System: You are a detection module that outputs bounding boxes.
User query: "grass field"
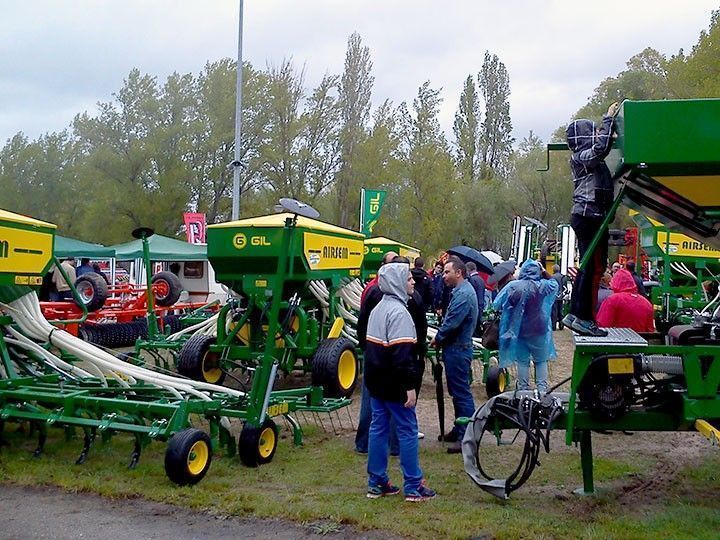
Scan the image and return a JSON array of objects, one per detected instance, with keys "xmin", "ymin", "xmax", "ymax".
[{"xmin": 1, "ymin": 332, "xmax": 719, "ymax": 539}]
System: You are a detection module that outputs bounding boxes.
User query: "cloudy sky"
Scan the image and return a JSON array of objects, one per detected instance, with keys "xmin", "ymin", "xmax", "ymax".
[{"xmin": 1, "ymin": 0, "xmax": 717, "ymax": 146}]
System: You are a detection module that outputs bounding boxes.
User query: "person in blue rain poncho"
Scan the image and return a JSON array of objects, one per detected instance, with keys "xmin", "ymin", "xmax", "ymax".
[{"xmin": 492, "ymin": 259, "xmax": 558, "ymax": 392}]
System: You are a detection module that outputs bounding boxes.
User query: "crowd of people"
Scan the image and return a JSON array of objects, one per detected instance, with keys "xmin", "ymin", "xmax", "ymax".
[{"xmin": 356, "ymin": 100, "xmax": 675, "ymax": 503}]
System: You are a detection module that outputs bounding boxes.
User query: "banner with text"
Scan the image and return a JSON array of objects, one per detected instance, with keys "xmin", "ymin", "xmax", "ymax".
[
  {"xmin": 359, "ymin": 188, "xmax": 386, "ymax": 236},
  {"xmin": 183, "ymin": 212, "xmax": 207, "ymax": 244}
]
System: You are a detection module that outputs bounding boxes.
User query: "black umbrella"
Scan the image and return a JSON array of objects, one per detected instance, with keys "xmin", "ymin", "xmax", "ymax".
[
  {"xmin": 487, "ymin": 260, "xmax": 517, "ymax": 286},
  {"xmin": 446, "ymin": 245, "xmax": 494, "ymax": 274}
]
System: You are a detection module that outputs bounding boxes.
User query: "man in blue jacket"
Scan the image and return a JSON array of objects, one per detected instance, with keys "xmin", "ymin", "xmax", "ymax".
[
  {"xmin": 562, "ymin": 101, "xmax": 620, "ymax": 337},
  {"xmin": 430, "ymin": 257, "xmax": 478, "ymax": 454}
]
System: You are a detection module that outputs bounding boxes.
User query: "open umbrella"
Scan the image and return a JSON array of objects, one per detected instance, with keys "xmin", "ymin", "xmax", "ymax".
[
  {"xmin": 487, "ymin": 260, "xmax": 517, "ymax": 286},
  {"xmin": 446, "ymin": 245, "xmax": 494, "ymax": 274}
]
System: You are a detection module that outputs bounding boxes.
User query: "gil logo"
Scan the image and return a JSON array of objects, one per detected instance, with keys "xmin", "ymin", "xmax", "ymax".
[{"xmin": 233, "ymin": 233, "xmax": 247, "ymax": 249}]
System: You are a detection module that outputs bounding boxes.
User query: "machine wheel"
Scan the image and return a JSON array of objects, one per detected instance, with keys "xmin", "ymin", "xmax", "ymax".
[
  {"xmin": 485, "ymin": 365, "xmax": 508, "ymax": 398},
  {"xmin": 311, "ymin": 337, "xmax": 358, "ymax": 398},
  {"xmin": 151, "ymin": 271, "xmax": 182, "ymax": 307},
  {"xmin": 74, "ymin": 272, "xmax": 108, "ymax": 312},
  {"xmin": 238, "ymin": 419, "xmax": 278, "ymax": 467},
  {"xmin": 164, "ymin": 428, "xmax": 212, "ymax": 486},
  {"xmin": 177, "ymin": 335, "xmax": 225, "ymax": 384}
]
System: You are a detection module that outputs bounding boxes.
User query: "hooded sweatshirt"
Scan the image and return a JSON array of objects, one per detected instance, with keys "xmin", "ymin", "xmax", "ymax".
[
  {"xmin": 596, "ymin": 269, "xmax": 655, "ymax": 332},
  {"xmin": 566, "ymin": 115, "xmax": 616, "ymax": 218},
  {"xmin": 492, "ymin": 259, "xmax": 558, "ymax": 367},
  {"xmin": 364, "ymin": 263, "xmax": 418, "ymax": 402}
]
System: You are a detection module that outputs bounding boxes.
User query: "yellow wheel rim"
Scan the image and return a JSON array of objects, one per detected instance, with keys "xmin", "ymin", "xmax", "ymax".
[
  {"xmin": 201, "ymin": 351, "xmax": 222, "ymax": 384},
  {"xmin": 498, "ymin": 371, "xmax": 506, "ymax": 392},
  {"xmin": 258, "ymin": 427, "xmax": 276, "ymax": 459},
  {"xmin": 187, "ymin": 440, "xmax": 209, "ymax": 475},
  {"xmin": 337, "ymin": 350, "xmax": 357, "ymax": 390}
]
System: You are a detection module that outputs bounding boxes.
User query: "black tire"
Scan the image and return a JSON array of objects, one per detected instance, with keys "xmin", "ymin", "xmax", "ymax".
[
  {"xmin": 164, "ymin": 428, "xmax": 212, "ymax": 486},
  {"xmin": 485, "ymin": 365, "xmax": 508, "ymax": 398},
  {"xmin": 151, "ymin": 271, "xmax": 182, "ymax": 307},
  {"xmin": 177, "ymin": 335, "xmax": 225, "ymax": 384},
  {"xmin": 238, "ymin": 418, "xmax": 278, "ymax": 468},
  {"xmin": 163, "ymin": 314, "xmax": 183, "ymax": 335},
  {"xmin": 74, "ymin": 272, "xmax": 109, "ymax": 312},
  {"xmin": 311, "ymin": 337, "xmax": 358, "ymax": 398}
]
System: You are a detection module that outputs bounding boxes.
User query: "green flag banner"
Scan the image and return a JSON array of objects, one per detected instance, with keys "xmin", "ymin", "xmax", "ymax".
[{"xmin": 360, "ymin": 188, "xmax": 386, "ymax": 236}]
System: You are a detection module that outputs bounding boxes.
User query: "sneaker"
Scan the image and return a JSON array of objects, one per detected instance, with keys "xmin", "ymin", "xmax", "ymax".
[
  {"xmin": 561, "ymin": 313, "xmax": 576, "ymax": 329},
  {"xmin": 354, "ymin": 447, "xmax": 368, "ymax": 455},
  {"xmin": 569, "ymin": 317, "xmax": 608, "ymax": 337},
  {"xmin": 405, "ymin": 482, "xmax": 437, "ymax": 502},
  {"xmin": 417, "ymin": 431, "xmax": 425, "ymax": 440},
  {"xmin": 367, "ymin": 481, "xmax": 400, "ymax": 499}
]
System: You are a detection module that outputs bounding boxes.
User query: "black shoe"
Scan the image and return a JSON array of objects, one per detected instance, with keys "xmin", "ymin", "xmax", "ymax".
[
  {"xmin": 440, "ymin": 431, "xmax": 458, "ymax": 443},
  {"xmin": 446, "ymin": 441, "xmax": 462, "ymax": 454},
  {"xmin": 569, "ymin": 317, "xmax": 608, "ymax": 337}
]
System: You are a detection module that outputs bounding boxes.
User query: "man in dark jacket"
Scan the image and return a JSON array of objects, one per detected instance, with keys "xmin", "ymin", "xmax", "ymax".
[
  {"xmin": 625, "ymin": 260, "xmax": 647, "ymax": 297},
  {"xmin": 562, "ymin": 101, "xmax": 620, "ymax": 337},
  {"xmin": 410, "ymin": 256, "xmax": 434, "ymax": 312},
  {"xmin": 365, "ymin": 262, "xmax": 436, "ymax": 502},
  {"xmin": 550, "ymin": 264, "xmax": 568, "ymax": 330},
  {"xmin": 466, "ymin": 261, "xmax": 486, "ymax": 336}
]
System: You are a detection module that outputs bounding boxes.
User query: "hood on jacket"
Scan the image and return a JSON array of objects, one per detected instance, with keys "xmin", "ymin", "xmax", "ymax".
[
  {"xmin": 378, "ymin": 262, "xmax": 410, "ymax": 303},
  {"xmin": 610, "ymin": 269, "xmax": 637, "ymax": 293},
  {"xmin": 566, "ymin": 119, "xmax": 596, "ymax": 152},
  {"xmin": 518, "ymin": 259, "xmax": 543, "ymax": 281}
]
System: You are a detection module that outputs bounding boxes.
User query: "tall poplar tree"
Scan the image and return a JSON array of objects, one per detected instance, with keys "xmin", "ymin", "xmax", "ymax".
[{"xmin": 478, "ymin": 51, "xmax": 514, "ymax": 180}]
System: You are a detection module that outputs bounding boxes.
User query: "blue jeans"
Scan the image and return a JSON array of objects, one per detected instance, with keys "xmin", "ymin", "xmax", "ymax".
[
  {"xmin": 517, "ymin": 361, "xmax": 549, "ymax": 393},
  {"xmin": 367, "ymin": 397, "xmax": 423, "ymax": 494},
  {"xmin": 355, "ymin": 376, "xmax": 398, "ymax": 454},
  {"xmin": 444, "ymin": 346, "xmax": 476, "ymax": 438}
]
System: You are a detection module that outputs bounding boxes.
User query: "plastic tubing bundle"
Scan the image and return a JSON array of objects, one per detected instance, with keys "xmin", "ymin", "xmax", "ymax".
[{"xmin": 1, "ymin": 292, "xmax": 243, "ymax": 400}]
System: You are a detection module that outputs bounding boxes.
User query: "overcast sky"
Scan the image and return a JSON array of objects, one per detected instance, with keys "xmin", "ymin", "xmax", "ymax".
[{"xmin": 1, "ymin": 0, "xmax": 717, "ymax": 147}]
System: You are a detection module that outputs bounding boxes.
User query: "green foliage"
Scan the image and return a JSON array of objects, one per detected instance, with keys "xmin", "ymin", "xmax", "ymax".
[
  {"xmin": 1, "ymin": 10, "xmax": 719, "ymax": 253},
  {"xmin": 478, "ymin": 51, "xmax": 514, "ymax": 180}
]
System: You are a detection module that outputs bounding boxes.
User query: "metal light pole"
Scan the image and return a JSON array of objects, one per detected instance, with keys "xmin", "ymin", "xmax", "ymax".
[{"xmin": 231, "ymin": 0, "xmax": 244, "ymax": 220}]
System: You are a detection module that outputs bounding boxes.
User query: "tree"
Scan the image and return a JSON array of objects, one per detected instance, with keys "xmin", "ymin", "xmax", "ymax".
[
  {"xmin": 478, "ymin": 51, "xmax": 514, "ymax": 180},
  {"xmin": 335, "ymin": 33, "xmax": 374, "ymax": 228},
  {"xmin": 453, "ymin": 75, "xmax": 481, "ymax": 183},
  {"xmin": 395, "ymin": 82, "xmax": 457, "ymax": 254}
]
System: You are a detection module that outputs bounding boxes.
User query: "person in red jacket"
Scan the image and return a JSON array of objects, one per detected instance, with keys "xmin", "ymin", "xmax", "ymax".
[{"xmin": 596, "ymin": 269, "xmax": 655, "ymax": 332}]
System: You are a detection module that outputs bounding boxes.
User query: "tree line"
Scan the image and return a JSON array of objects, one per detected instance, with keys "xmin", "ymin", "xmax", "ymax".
[{"xmin": 1, "ymin": 9, "xmax": 718, "ymax": 258}]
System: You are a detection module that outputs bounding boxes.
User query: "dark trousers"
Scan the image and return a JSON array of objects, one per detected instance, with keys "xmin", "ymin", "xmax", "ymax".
[
  {"xmin": 551, "ymin": 299, "xmax": 563, "ymax": 329},
  {"xmin": 569, "ymin": 214, "xmax": 608, "ymax": 321}
]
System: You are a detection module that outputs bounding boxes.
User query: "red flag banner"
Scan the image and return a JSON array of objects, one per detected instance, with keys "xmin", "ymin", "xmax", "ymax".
[{"xmin": 183, "ymin": 213, "xmax": 206, "ymax": 244}]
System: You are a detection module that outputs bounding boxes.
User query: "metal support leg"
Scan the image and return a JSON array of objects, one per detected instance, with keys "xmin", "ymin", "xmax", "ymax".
[
  {"xmin": 284, "ymin": 414, "xmax": 303, "ymax": 446},
  {"xmin": 574, "ymin": 430, "xmax": 595, "ymax": 495}
]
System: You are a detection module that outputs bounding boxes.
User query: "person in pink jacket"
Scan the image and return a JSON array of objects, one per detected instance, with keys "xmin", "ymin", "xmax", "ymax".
[{"xmin": 596, "ymin": 269, "xmax": 655, "ymax": 332}]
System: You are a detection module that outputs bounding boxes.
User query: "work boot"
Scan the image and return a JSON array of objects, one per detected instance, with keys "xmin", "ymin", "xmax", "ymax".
[{"xmin": 569, "ymin": 317, "xmax": 608, "ymax": 337}]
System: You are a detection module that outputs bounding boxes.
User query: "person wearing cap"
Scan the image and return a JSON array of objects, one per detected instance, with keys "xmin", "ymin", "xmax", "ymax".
[
  {"xmin": 429, "ymin": 257, "xmax": 478, "ymax": 454},
  {"xmin": 493, "ymin": 259, "xmax": 558, "ymax": 392}
]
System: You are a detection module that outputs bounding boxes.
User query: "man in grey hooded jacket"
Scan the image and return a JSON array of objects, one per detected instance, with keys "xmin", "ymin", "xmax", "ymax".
[{"xmin": 365, "ymin": 262, "xmax": 436, "ymax": 502}]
